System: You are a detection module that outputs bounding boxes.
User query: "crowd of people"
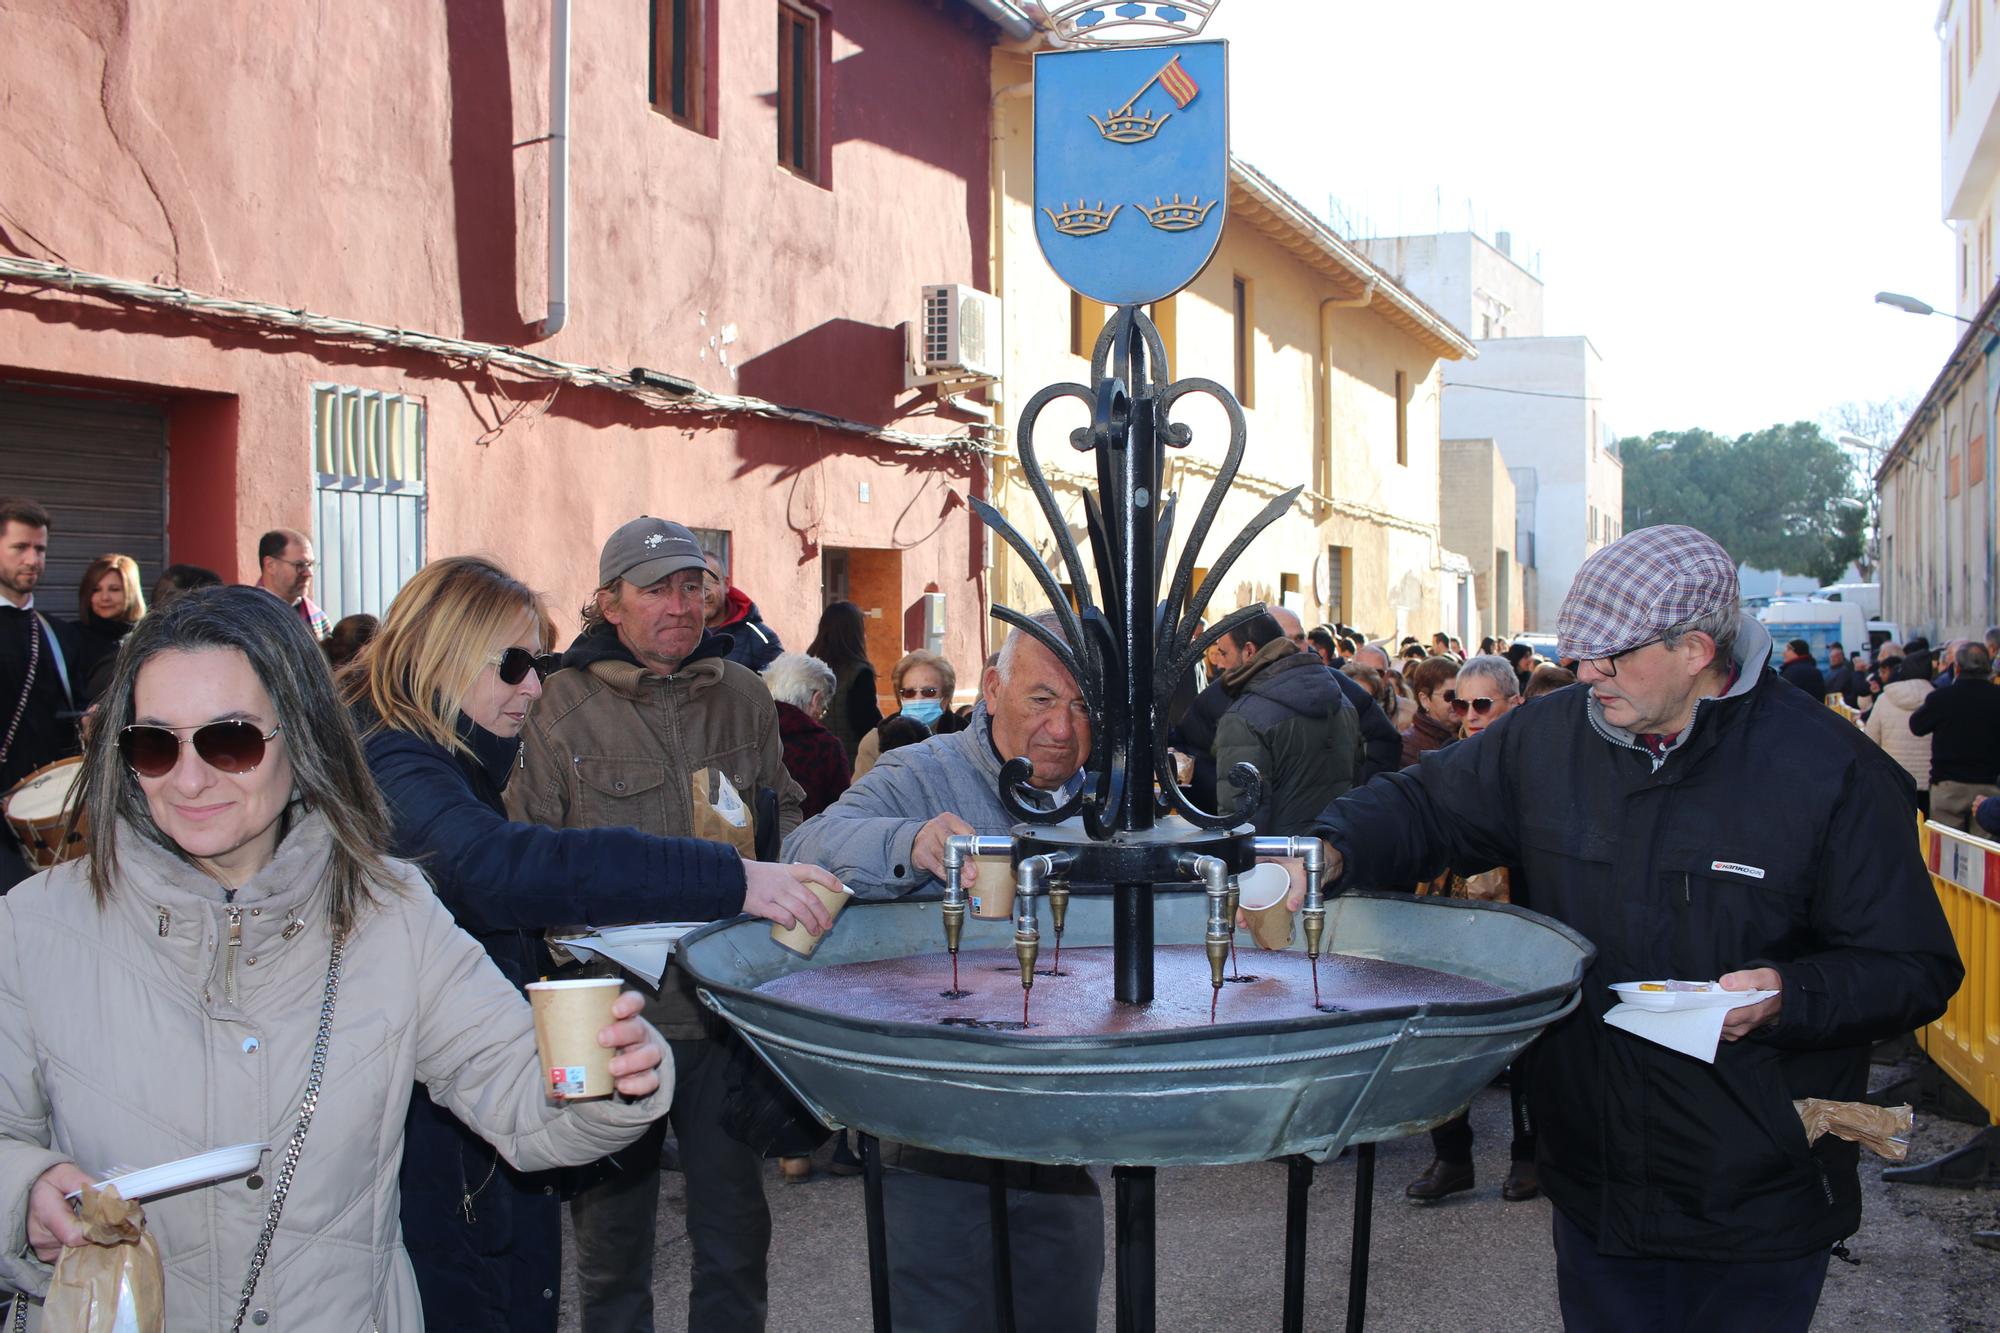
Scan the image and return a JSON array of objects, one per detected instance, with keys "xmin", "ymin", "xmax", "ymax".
[{"xmin": 0, "ymin": 492, "xmax": 1970, "ymax": 1332}]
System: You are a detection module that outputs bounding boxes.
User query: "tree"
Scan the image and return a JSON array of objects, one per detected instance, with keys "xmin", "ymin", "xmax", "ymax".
[
  {"xmin": 1822, "ymin": 393, "xmax": 1918, "ymax": 581},
  {"xmin": 1619, "ymin": 422, "xmax": 1865, "ymax": 584}
]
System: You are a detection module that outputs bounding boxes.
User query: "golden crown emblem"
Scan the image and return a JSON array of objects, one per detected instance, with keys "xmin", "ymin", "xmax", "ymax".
[
  {"xmin": 1088, "ymin": 106, "xmax": 1170, "ymax": 144},
  {"xmin": 1042, "ymin": 200, "xmax": 1124, "ymax": 237},
  {"xmin": 1137, "ymin": 194, "xmax": 1216, "ymax": 232},
  {"xmin": 1047, "ymin": 1, "xmax": 1217, "ymax": 47}
]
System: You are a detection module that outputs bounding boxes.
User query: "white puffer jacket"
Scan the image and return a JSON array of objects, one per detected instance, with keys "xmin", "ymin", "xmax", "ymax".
[
  {"xmin": 0, "ymin": 814, "xmax": 669, "ymax": 1331},
  {"xmin": 1865, "ymin": 677, "xmax": 1935, "ymax": 791}
]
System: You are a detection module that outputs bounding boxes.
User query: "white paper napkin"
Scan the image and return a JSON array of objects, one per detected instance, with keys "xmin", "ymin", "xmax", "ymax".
[
  {"xmin": 553, "ymin": 923, "xmax": 703, "ymax": 987},
  {"xmin": 1604, "ymin": 988, "xmax": 1778, "ymax": 1063}
]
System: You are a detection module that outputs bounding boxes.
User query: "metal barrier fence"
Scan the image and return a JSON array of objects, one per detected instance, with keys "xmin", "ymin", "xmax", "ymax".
[
  {"xmin": 1824, "ymin": 695, "xmax": 1862, "ymax": 726},
  {"xmin": 1917, "ymin": 820, "xmax": 2000, "ymax": 1126}
]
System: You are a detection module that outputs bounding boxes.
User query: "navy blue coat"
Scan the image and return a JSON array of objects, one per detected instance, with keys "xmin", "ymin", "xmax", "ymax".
[{"xmin": 364, "ymin": 711, "xmax": 745, "ymax": 1331}]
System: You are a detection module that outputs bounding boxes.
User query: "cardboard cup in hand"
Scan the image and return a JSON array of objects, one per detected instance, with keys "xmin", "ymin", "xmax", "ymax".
[
  {"xmin": 1238, "ymin": 861, "xmax": 1296, "ymax": 950},
  {"xmin": 967, "ymin": 856, "xmax": 1017, "ymax": 921},
  {"xmin": 527, "ymin": 978, "xmax": 623, "ymax": 1100},
  {"xmin": 771, "ymin": 879, "xmax": 854, "ymax": 957}
]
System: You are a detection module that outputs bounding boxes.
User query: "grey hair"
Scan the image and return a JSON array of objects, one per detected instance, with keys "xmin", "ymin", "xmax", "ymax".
[
  {"xmin": 1956, "ymin": 641, "xmax": 1993, "ymax": 678},
  {"xmin": 762, "ymin": 651, "xmax": 836, "ymax": 709},
  {"xmin": 78, "ymin": 586, "xmax": 398, "ymax": 932},
  {"xmin": 995, "ymin": 610, "xmax": 1073, "ymax": 682},
  {"xmin": 1456, "ymin": 654, "xmax": 1521, "ymax": 699},
  {"xmin": 1661, "ymin": 604, "xmax": 1740, "ymax": 664}
]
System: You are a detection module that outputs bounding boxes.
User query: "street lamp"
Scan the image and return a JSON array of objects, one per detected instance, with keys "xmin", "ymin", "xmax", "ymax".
[{"xmin": 1875, "ymin": 290, "xmax": 2000, "ymax": 339}]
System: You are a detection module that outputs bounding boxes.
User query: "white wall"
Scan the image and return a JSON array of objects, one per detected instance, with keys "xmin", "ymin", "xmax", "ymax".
[{"xmin": 1356, "ymin": 232, "xmax": 1545, "ymax": 340}]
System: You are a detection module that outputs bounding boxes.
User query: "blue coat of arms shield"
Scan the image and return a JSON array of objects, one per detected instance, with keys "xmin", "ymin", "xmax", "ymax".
[{"xmin": 1033, "ymin": 40, "xmax": 1228, "ymax": 308}]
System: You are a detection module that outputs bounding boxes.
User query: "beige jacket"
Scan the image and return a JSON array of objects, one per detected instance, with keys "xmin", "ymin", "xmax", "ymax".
[
  {"xmin": 0, "ymin": 815, "xmax": 668, "ymax": 1331},
  {"xmin": 1865, "ymin": 677, "xmax": 1934, "ymax": 791},
  {"xmin": 508, "ymin": 634, "xmax": 802, "ymax": 1037}
]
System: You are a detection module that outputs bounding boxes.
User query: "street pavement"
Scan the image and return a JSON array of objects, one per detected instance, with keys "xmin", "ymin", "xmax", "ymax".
[{"xmin": 559, "ymin": 1071, "xmax": 1999, "ymax": 1331}]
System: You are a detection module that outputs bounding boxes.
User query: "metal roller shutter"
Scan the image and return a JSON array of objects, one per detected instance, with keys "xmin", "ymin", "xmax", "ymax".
[{"xmin": 0, "ymin": 389, "xmax": 168, "ymax": 614}]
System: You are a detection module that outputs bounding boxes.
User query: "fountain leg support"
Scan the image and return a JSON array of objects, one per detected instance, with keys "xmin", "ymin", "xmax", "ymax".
[
  {"xmin": 1282, "ymin": 1155, "xmax": 1313, "ymax": 1333},
  {"xmin": 1346, "ymin": 1142, "xmax": 1376, "ymax": 1333},
  {"xmin": 1114, "ymin": 1165, "xmax": 1156, "ymax": 1333},
  {"xmin": 988, "ymin": 1162, "xmax": 1016, "ymax": 1333},
  {"xmin": 861, "ymin": 1134, "xmax": 891, "ymax": 1333},
  {"xmin": 1113, "ymin": 882, "xmax": 1154, "ymax": 1004}
]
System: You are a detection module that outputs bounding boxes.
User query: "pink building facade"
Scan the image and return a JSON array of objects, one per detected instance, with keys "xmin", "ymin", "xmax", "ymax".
[{"xmin": 0, "ymin": 0, "xmax": 1018, "ymax": 690}]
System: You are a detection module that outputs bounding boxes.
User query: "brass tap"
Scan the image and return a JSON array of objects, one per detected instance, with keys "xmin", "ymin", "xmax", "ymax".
[
  {"xmin": 1013, "ymin": 855, "xmax": 1049, "ymax": 991},
  {"xmin": 942, "ymin": 897, "xmax": 965, "ymax": 958},
  {"xmin": 1048, "ymin": 882, "xmax": 1072, "ymax": 940},
  {"xmin": 1302, "ymin": 907, "xmax": 1325, "ymax": 962}
]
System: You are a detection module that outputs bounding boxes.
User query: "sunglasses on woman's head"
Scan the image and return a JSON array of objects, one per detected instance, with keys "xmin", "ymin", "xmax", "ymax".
[
  {"xmin": 1450, "ymin": 696, "xmax": 1500, "ymax": 716},
  {"xmin": 119, "ymin": 720, "xmax": 282, "ymax": 778},
  {"xmin": 492, "ymin": 647, "xmax": 560, "ymax": 686},
  {"xmin": 898, "ymin": 685, "xmax": 942, "ymax": 700}
]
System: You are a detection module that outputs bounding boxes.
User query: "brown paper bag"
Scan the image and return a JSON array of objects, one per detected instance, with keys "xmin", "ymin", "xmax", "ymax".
[
  {"xmin": 689, "ymin": 768, "xmax": 756, "ymax": 857},
  {"xmin": 1794, "ymin": 1098, "xmax": 1913, "ymax": 1161},
  {"xmin": 44, "ymin": 1185, "xmax": 165, "ymax": 1332}
]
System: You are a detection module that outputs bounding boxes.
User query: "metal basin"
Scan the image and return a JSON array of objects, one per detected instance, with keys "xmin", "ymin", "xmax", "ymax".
[{"xmin": 682, "ymin": 890, "xmax": 1594, "ymax": 1167}]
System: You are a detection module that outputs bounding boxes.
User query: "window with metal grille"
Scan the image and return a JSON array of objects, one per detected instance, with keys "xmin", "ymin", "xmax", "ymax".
[
  {"xmin": 311, "ymin": 385, "xmax": 426, "ymax": 624},
  {"xmin": 777, "ymin": 1, "xmax": 821, "ymax": 182}
]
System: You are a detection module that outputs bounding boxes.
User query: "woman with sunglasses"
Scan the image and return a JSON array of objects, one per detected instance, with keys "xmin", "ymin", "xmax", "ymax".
[
  {"xmin": 847, "ymin": 648, "xmax": 964, "ymax": 781},
  {"xmin": 1406, "ymin": 654, "xmax": 1535, "ymax": 1207},
  {"xmin": 345, "ymin": 556, "xmax": 835, "ymax": 1332},
  {"xmin": 0, "ymin": 586, "xmax": 668, "ymax": 1329},
  {"xmin": 1398, "ymin": 654, "xmax": 1463, "ymax": 767}
]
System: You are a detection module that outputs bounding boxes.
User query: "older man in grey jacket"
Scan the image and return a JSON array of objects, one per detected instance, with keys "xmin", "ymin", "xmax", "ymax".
[{"xmin": 782, "ymin": 620, "xmax": 1102, "ymax": 1333}]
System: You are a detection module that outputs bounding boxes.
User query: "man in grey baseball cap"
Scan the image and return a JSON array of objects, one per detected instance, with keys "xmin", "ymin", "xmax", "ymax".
[
  {"xmin": 1296, "ymin": 524, "xmax": 1960, "ymax": 1329},
  {"xmin": 509, "ymin": 513, "xmax": 830, "ymax": 1329}
]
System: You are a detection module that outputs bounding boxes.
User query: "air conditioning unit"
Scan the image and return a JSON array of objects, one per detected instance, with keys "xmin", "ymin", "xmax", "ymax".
[{"xmin": 919, "ymin": 283, "xmax": 1001, "ymax": 382}]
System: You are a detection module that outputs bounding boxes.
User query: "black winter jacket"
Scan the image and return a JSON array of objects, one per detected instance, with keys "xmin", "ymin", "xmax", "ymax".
[
  {"xmin": 1331, "ymin": 667, "xmax": 1401, "ymax": 782},
  {"xmin": 1315, "ymin": 620, "xmax": 1961, "ymax": 1262},
  {"xmin": 364, "ymin": 709, "xmax": 744, "ymax": 1331},
  {"xmin": 1215, "ymin": 640, "xmax": 1358, "ymax": 833},
  {"xmin": 1907, "ymin": 675, "xmax": 2000, "ymax": 785},
  {"xmin": 1779, "ymin": 656, "xmax": 1827, "ymax": 700},
  {"xmin": 1169, "ymin": 679, "xmax": 1231, "ymax": 813}
]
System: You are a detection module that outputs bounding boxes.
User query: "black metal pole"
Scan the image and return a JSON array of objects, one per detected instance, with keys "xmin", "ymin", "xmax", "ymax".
[
  {"xmin": 1113, "ymin": 881, "xmax": 1154, "ymax": 1004},
  {"xmin": 1345, "ymin": 1142, "xmax": 1376, "ymax": 1333},
  {"xmin": 1114, "ymin": 1165, "xmax": 1156, "ymax": 1333},
  {"xmin": 989, "ymin": 1163, "xmax": 1016, "ymax": 1333},
  {"xmin": 1282, "ymin": 1155, "xmax": 1315, "ymax": 1333},
  {"xmin": 860, "ymin": 1133, "xmax": 892, "ymax": 1333}
]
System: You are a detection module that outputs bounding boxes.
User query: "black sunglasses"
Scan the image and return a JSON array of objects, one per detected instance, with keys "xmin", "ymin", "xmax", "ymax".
[
  {"xmin": 493, "ymin": 648, "xmax": 562, "ymax": 686},
  {"xmin": 898, "ymin": 685, "xmax": 942, "ymax": 699},
  {"xmin": 1450, "ymin": 696, "xmax": 1501, "ymax": 716},
  {"xmin": 119, "ymin": 721, "xmax": 282, "ymax": 778}
]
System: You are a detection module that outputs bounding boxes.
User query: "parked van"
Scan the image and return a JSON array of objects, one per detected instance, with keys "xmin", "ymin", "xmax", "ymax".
[
  {"xmin": 1755, "ymin": 601, "xmax": 1868, "ymax": 672},
  {"xmin": 1813, "ymin": 582, "xmax": 1882, "ymax": 619}
]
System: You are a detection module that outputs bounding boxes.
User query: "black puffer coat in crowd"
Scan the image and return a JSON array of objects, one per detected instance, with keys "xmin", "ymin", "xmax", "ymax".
[{"xmin": 1315, "ymin": 618, "xmax": 1961, "ymax": 1262}]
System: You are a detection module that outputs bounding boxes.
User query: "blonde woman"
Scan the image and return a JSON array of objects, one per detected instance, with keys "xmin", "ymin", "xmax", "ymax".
[
  {"xmin": 75, "ymin": 551, "xmax": 146, "ymax": 704},
  {"xmin": 849, "ymin": 648, "xmax": 963, "ymax": 780},
  {"xmin": 346, "ymin": 555, "xmax": 837, "ymax": 1329}
]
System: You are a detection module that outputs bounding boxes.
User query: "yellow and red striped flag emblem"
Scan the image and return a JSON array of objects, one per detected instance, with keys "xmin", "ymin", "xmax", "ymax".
[{"xmin": 1159, "ymin": 55, "xmax": 1200, "ymax": 109}]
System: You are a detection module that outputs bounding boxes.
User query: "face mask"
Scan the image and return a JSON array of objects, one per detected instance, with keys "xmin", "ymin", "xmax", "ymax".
[{"xmin": 901, "ymin": 699, "xmax": 945, "ymax": 727}]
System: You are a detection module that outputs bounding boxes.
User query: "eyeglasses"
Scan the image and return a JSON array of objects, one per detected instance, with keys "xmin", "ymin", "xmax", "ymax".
[
  {"xmin": 898, "ymin": 685, "xmax": 942, "ymax": 700},
  {"xmin": 1441, "ymin": 688, "xmax": 1457, "ymax": 704},
  {"xmin": 1584, "ymin": 638, "xmax": 1661, "ymax": 679},
  {"xmin": 279, "ymin": 558, "xmax": 315, "ymax": 573},
  {"xmin": 1450, "ymin": 696, "xmax": 1502, "ymax": 717},
  {"xmin": 119, "ymin": 721, "xmax": 282, "ymax": 778},
  {"xmin": 490, "ymin": 647, "xmax": 560, "ymax": 687}
]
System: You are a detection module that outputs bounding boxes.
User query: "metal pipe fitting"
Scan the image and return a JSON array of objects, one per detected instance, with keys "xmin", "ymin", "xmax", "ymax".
[
  {"xmin": 1182, "ymin": 854, "xmax": 1232, "ymax": 991},
  {"xmin": 1014, "ymin": 854, "xmax": 1054, "ymax": 990},
  {"xmin": 1248, "ymin": 837, "xmax": 1331, "ymax": 960},
  {"xmin": 942, "ymin": 834, "xmax": 1016, "ymax": 958}
]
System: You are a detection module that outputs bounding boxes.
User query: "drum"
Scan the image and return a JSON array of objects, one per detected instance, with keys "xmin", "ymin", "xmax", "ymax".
[{"xmin": 4, "ymin": 757, "xmax": 87, "ymax": 872}]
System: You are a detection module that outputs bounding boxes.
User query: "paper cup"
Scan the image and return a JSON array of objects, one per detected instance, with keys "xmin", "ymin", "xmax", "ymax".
[
  {"xmin": 967, "ymin": 856, "xmax": 1017, "ymax": 921},
  {"xmin": 770, "ymin": 879, "xmax": 854, "ymax": 958},
  {"xmin": 527, "ymin": 978, "xmax": 623, "ymax": 1100},
  {"xmin": 1238, "ymin": 861, "xmax": 1296, "ymax": 950}
]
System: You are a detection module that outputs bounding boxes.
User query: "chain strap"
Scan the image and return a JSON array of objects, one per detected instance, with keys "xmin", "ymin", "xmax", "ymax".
[
  {"xmin": 228, "ymin": 931, "xmax": 345, "ymax": 1333},
  {"xmin": 0, "ymin": 615, "xmax": 40, "ymax": 775}
]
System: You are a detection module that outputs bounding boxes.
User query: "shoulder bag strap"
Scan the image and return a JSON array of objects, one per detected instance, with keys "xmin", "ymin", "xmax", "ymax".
[
  {"xmin": 0, "ymin": 617, "xmax": 40, "ymax": 775},
  {"xmin": 229, "ymin": 931, "xmax": 345, "ymax": 1333}
]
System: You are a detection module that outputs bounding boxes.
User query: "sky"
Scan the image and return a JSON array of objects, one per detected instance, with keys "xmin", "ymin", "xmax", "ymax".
[{"xmin": 1198, "ymin": 1, "xmax": 1959, "ymax": 442}]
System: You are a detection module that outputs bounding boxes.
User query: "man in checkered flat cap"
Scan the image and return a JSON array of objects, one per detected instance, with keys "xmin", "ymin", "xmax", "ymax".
[{"xmin": 1300, "ymin": 525, "xmax": 1961, "ymax": 1331}]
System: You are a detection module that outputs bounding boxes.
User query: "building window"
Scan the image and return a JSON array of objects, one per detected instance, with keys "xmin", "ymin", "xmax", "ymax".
[
  {"xmin": 649, "ymin": 0, "xmax": 706, "ymax": 128},
  {"xmin": 1324, "ymin": 545, "xmax": 1349, "ymax": 623},
  {"xmin": 1393, "ymin": 369, "xmax": 1408, "ymax": 467},
  {"xmin": 1233, "ymin": 276, "xmax": 1255, "ymax": 408},
  {"xmin": 692, "ymin": 527, "xmax": 730, "ymax": 574},
  {"xmin": 777, "ymin": 1, "xmax": 821, "ymax": 182},
  {"xmin": 311, "ymin": 385, "xmax": 426, "ymax": 623}
]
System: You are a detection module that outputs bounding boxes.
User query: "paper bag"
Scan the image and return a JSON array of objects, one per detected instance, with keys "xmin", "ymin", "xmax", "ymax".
[
  {"xmin": 690, "ymin": 768, "xmax": 756, "ymax": 857},
  {"xmin": 44, "ymin": 1185, "xmax": 165, "ymax": 1333},
  {"xmin": 1795, "ymin": 1098, "xmax": 1914, "ymax": 1161}
]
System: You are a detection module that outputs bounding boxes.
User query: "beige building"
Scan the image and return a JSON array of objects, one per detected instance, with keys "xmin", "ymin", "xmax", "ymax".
[
  {"xmin": 986, "ymin": 57, "xmax": 1478, "ymax": 646},
  {"xmin": 1441, "ymin": 438, "xmax": 1524, "ymax": 638}
]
